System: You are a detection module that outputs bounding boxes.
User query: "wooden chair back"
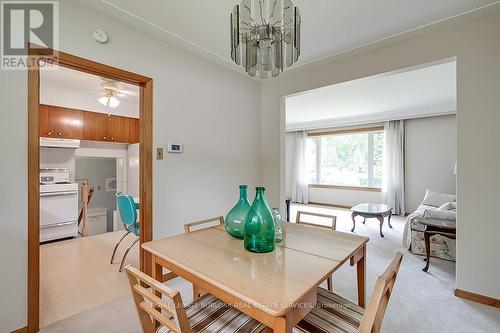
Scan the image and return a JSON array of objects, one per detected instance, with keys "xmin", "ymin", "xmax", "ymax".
[
  {"xmin": 358, "ymin": 252, "xmax": 404, "ymax": 333},
  {"xmin": 125, "ymin": 265, "xmax": 191, "ymax": 333},
  {"xmin": 296, "ymin": 211, "xmax": 337, "ymax": 230},
  {"xmin": 184, "ymin": 216, "xmax": 224, "ymax": 233}
]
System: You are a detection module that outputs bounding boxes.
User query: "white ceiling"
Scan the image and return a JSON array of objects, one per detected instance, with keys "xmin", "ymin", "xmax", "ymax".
[
  {"xmin": 40, "ymin": 65, "xmax": 139, "ymax": 118},
  {"xmin": 76, "ymin": 0, "xmax": 498, "ymax": 73},
  {"xmin": 286, "ymin": 60, "xmax": 456, "ymax": 131}
]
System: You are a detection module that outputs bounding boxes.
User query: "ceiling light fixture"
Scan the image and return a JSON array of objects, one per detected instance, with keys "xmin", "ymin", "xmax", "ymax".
[
  {"xmin": 98, "ymin": 89, "xmax": 120, "ymax": 108},
  {"xmin": 230, "ymin": 0, "xmax": 301, "ymax": 79}
]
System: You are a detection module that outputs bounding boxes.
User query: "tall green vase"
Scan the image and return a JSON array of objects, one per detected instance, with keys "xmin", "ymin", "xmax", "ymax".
[
  {"xmin": 244, "ymin": 187, "xmax": 275, "ymax": 253},
  {"xmin": 225, "ymin": 185, "xmax": 251, "ymax": 239}
]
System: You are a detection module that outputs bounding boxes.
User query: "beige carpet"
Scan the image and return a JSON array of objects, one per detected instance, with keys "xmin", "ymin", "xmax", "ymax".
[
  {"xmin": 40, "ymin": 231, "xmax": 139, "ymax": 326},
  {"xmin": 41, "ymin": 205, "xmax": 500, "ymax": 332}
]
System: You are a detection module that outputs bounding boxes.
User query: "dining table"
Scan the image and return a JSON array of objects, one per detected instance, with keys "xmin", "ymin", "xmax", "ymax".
[{"xmin": 142, "ymin": 222, "xmax": 369, "ymax": 333}]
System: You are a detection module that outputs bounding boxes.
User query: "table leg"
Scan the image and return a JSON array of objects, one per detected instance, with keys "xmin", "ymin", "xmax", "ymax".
[
  {"xmin": 358, "ymin": 246, "xmax": 366, "ymax": 307},
  {"xmin": 423, "ymin": 231, "xmax": 431, "ymax": 272},
  {"xmin": 351, "ymin": 212, "xmax": 357, "ymax": 232},
  {"xmin": 377, "ymin": 216, "xmax": 385, "ymax": 238},
  {"xmin": 274, "ymin": 316, "xmax": 291, "ymax": 333},
  {"xmin": 387, "ymin": 213, "xmax": 393, "ymax": 229},
  {"xmin": 350, "ymin": 245, "xmax": 366, "ymax": 308}
]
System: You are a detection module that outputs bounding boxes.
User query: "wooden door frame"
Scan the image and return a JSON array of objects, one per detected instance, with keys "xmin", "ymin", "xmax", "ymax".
[{"xmin": 27, "ymin": 45, "xmax": 153, "ymax": 333}]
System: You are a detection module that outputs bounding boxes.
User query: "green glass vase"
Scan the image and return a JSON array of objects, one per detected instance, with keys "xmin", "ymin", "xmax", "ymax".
[
  {"xmin": 244, "ymin": 187, "xmax": 275, "ymax": 253},
  {"xmin": 225, "ymin": 185, "xmax": 251, "ymax": 239}
]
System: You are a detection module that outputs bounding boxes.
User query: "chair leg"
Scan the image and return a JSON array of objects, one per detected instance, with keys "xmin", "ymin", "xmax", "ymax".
[
  {"xmin": 119, "ymin": 237, "xmax": 139, "ymax": 272},
  {"xmin": 327, "ymin": 276, "xmax": 333, "ymax": 292},
  {"xmin": 110, "ymin": 230, "xmax": 131, "ymax": 264}
]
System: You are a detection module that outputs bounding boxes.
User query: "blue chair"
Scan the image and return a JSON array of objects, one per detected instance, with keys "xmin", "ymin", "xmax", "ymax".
[{"xmin": 111, "ymin": 193, "xmax": 140, "ymax": 272}]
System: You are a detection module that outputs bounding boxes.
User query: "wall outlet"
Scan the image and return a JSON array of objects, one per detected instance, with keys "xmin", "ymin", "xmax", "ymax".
[{"xmin": 156, "ymin": 147, "xmax": 164, "ymax": 160}]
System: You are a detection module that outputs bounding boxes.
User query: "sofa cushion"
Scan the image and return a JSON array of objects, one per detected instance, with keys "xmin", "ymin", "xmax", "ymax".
[
  {"xmin": 438, "ymin": 202, "xmax": 457, "ymax": 211},
  {"xmin": 421, "ymin": 190, "xmax": 456, "ymax": 207}
]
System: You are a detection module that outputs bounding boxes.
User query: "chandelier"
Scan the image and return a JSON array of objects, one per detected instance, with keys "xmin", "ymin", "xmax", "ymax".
[{"xmin": 230, "ymin": 0, "xmax": 301, "ymax": 79}]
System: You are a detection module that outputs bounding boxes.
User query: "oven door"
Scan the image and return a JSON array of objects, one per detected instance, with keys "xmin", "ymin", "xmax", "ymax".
[{"xmin": 40, "ymin": 190, "xmax": 79, "ymax": 227}]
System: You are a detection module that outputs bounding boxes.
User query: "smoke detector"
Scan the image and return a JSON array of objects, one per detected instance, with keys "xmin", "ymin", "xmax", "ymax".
[{"xmin": 93, "ymin": 29, "xmax": 108, "ymax": 44}]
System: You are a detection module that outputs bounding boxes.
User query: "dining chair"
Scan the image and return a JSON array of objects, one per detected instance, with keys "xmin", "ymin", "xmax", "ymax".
[
  {"xmin": 295, "ymin": 210, "xmax": 337, "ymax": 291},
  {"xmin": 295, "ymin": 252, "xmax": 404, "ymax": 333},
  {"xmin": 183, "ymin": 216, "xmax": 224, "ymax": 300},
  {"xmin": 125, "ymin": 265, "xmax": 270, "ymax": 333},
  {"xmin": 183, "ymin": 216, "xmax": 224, "ymax": 233},
  {"xmin": 111, "ymin": 193, "xmax": 140, "ymax": 272}
]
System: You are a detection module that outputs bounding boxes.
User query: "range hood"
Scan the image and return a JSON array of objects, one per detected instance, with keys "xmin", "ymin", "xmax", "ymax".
[{"xmin": 40, "ymin": 137, "xmax": 81, "ymax": 149}]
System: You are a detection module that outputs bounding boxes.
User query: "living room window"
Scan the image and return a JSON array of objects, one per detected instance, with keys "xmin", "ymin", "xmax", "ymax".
[{"xmin": 305, "ymin": 127, "xmax": 384, "ymax": 188}]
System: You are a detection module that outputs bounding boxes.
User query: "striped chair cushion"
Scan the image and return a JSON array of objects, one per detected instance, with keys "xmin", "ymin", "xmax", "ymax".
[
  {"xmin": 293, "ymin": 288, "xmax": 364, "ymax": 333},
  {"xmin": 157, "ymin": 294, "xmax": 269, "ymax": 333}
]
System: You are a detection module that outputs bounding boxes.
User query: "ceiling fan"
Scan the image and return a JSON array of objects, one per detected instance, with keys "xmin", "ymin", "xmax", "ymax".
[{"xmin": 97, "ymin": 78, "xmax": 135, "ymax": 108}]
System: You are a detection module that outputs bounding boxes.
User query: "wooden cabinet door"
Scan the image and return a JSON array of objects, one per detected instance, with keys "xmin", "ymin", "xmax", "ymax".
[
  {"xmin": 106, "ymin": 115, "xmax": 139, "ymax": 143},
  {"xmin": 106, "ymin": 114, "xmax": 127, "ymax": 143},
  {"xmin": 39, "ymin": 104, "xmax": 83, "ymax": 139},
  {"xmin": 82, "ymin": 111, "xmax": 108, "ymax": 142},
  {"xmin": 39, "ymin": 104, "xmax": 54, "ymax": 138}
]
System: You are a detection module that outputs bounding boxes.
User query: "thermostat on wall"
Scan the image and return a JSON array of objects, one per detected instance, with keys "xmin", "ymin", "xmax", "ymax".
[{"xmin": 167, "ymin": 143, "xmax": 183, "ymax": 153}]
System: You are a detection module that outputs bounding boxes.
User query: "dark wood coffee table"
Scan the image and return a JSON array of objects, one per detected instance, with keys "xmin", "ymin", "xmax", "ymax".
[
  {"xmin": 421, "ymin": 219, "xmax": 456, "ymax": 272},
  {"xmin": 351, "ymin": 203, "xmax": 393, "ymax": 237}
]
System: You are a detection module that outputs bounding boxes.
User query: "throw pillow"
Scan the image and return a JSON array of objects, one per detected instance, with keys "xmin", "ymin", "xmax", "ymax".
[{"xmin": 421, "ymin": 189, "xmax": 456, "ymax": 207}]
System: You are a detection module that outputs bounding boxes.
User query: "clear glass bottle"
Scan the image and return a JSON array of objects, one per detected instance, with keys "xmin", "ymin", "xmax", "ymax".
[
  {"xmin": 272, "ymin": 208, "xmax": 283, "ymax": 243},
  {"xmin": 244, "ymin": 187, "xmax": 275, "ymax": 253},
  {"xmin": 225, "ymin": 185, "xmax": 251, "ymax": 239}
]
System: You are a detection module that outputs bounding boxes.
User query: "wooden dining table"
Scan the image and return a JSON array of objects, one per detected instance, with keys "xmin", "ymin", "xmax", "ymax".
[{"xmin": 142, "ymin": 222, "xmax": 369, "ymax": 333}]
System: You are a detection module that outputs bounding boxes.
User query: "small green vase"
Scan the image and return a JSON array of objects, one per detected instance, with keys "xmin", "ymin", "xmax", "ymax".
[
  {"xmin": 244, "ymin": 187, "xmax": 275, "ymax": 253},
  {"xmin": 225, "ymin": 185, "xmax": 251, "ymax": 239}
]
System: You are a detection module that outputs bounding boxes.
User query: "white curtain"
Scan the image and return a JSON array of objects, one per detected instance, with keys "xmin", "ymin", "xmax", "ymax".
[
  {"xmin": 383, "ymin": 120, "xmax": 405, "ymax": 215},
  {"xmin": 291, "ymin": 131, "xmax": 309, "ymax": 204}
]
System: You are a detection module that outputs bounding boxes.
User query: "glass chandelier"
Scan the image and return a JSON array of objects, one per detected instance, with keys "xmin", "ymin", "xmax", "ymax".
[{"xmin": 230, "ymin": 0, "xmax": 301, "ymax": 79}]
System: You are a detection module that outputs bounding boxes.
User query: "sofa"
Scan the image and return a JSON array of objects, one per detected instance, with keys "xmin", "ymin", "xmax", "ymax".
[{"xmin": 403, "ymin": 190, "xmax": 456, "ymax": 261}]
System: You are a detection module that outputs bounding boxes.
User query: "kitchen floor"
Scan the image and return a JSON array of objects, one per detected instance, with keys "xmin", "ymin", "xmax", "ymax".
[{"xmin": 40, "ymin": 231, "xmax": 139, "ymax": 327}]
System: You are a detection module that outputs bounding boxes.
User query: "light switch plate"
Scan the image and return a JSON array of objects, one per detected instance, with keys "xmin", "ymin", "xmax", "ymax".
[{"xmin": 156, "ymin": 147, "xmax": 164, "ymax": 160}]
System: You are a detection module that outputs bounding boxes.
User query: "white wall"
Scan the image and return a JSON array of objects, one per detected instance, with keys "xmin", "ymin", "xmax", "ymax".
[
  {"xmin": 405, "ymin": 115, "xmax": 456, "ymax": 212},
  {"xmin": 262, "ymin": 10, "xmax": 500, "ymax": 301},
  {"xmin": 75, "ymin": 157, "xmax": 117, "ymax": 210},
  {"xmin": 0, "ymin": 1, "xmax": 260, "ymax": 331},
  {"xmin": 285, "ymin": 133, "xmax": 294, "ymax": 197},
  {"xmin": 285, "ymin": 115, "xmax": 457, "ymax": 211}
]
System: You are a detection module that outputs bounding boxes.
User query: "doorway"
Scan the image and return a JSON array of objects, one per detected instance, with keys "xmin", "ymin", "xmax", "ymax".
[{"xmin": 28, "ymin": 46, "xmax": 153, "ymax": 333}]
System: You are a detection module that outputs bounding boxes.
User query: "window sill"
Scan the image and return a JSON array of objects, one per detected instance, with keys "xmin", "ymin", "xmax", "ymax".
[{"xmin": 308, "ymin": 184, "xmax": 382, "ymax": 192}]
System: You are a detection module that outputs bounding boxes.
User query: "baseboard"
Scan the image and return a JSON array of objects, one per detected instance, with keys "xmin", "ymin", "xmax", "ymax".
[
  {"xmin": 454, "ymin": 289, "xmax": 500, "ymax": 308},
  {"xmin": 308, "ymin": 201, "xmax": 353, "ymax": 210},
  {"xmin": 11, "ymin": 326, "xmax": 27, "ymax": 333}
]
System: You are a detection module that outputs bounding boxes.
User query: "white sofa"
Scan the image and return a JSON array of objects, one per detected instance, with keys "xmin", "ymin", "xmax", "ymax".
[{"xmin": 403, "ymin": 190, "xmax": 456, "ymax": 261}]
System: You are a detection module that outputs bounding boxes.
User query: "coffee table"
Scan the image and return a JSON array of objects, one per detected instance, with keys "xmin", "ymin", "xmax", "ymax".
[{"xmin": 351, "ymin": 203, "xmax": 393, "ymax": 237}]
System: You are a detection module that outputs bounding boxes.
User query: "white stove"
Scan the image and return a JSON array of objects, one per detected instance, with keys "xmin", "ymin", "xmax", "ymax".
[{"xmin": 40, "ymin": 169, "xmax": 79, "ymax": 242}]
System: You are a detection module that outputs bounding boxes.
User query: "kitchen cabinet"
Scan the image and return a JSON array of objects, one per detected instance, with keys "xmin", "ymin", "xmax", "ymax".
[
  {"xmin": 82, "ymin": 111, "xmax": 108, "ymax": 142},
  {"xmin": 39, "ymin": 104, "xmax": 84, "ymax": 139},
  {"xmin": 40, "ymin": 104, "xmax": 139, "ymax": 144}
]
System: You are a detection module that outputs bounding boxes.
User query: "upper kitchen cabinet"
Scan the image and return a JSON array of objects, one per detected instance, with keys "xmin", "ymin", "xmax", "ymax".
[
  {"xmin": 105, "ymin": 114, "xmax": 138, "ymax": 143},
  {"xmin": 82, "ymin": 111, "xmax": 108, "ymax": 142},
  {"xmin": 39, "ymin": 104, "xmax": 84, "ymax": 139},
  {"xmin": 40, "ymin": 104, "xmax": 139, "ymax": 144}
]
